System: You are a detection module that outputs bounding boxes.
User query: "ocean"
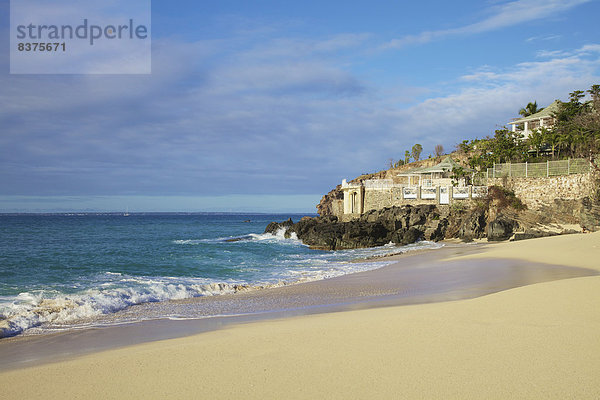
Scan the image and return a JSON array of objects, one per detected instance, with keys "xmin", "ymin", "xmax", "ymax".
[{"xmin": 0, "ymin": 213, "xmax": 442, "ymax": 338}]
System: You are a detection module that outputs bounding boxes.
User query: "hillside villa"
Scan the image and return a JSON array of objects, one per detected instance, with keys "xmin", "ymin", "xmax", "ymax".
[{"xmin": 507, "ymin": 100, "xmax": 560, "ymax": 139}]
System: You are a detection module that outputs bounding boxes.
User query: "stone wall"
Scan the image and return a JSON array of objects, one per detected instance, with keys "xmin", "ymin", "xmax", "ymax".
[
  {"xmin": 362, "ymin": 187, "xmax": 438, "ymax": 213},
  {"xmin": 331, "ymin": 200, "xmax": 344, "ymax": 218},
  {"xmin": 488, "ymin": 172, "xmax": 596, "ymax": 210},
  {"xmin": 363, "ymin": 188, "xmax": 393, "ymax": 211}
]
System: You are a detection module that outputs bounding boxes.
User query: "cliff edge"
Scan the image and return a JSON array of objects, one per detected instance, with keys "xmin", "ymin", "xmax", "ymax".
[{"xmin": 268, "ymin": 187, "xmax": 599, "ymax": 250}]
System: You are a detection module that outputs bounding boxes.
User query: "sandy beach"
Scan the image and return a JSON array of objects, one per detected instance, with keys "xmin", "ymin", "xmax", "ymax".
[{"xmin": 1, "ymin": 232, "xmax": 599, "ymax": 399}]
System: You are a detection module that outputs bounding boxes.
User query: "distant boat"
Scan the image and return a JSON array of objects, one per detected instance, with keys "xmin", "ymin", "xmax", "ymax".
[{"xmin": 124, "ymin": 207, "xmax": 130, "ymax": 217}]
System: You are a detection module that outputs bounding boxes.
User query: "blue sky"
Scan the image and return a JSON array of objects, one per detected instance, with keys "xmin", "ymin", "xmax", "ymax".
[{"xmin": 1, "ymin": 0, "xmax": 599, "ymax": 212}]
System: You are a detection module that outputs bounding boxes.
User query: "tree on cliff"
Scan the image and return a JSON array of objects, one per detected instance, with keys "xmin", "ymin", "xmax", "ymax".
[
  {"xmin": 527, "ymin": 127, "xmax": 547, "ymax": 158},
  {"xmin": 570, "ymin": 85, "xmax": 600, "ymax": 170},
  {"xmin": 411, "ymin": 144, "xmax": 423, "ymax": 161},
  {"xmin": 459, "ymin": 84, "xmax": 599, "ymax": 169},
  {"xmin": 404, "ymin": 150, "xmax": 411, "ymax": 164},
  {"xmin": 389, "ymin": 158, "xmax": 405, "ymax": 168},
  {"xmin": 519, "ymin": 101, "xmax": 542, "ymax": 117},
  {"xmin": 434, "ymin": 144, "xmax": 444, "ymax": 158},
  {"xmin": 552, "ymin": 87, "xmax": 599, "ymax": 161}
]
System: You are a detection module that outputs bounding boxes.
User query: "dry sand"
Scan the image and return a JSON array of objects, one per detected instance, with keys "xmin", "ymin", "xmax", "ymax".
[{"xmin": 1, "ymin": 232, "xmax": 599, "ymax": 399}]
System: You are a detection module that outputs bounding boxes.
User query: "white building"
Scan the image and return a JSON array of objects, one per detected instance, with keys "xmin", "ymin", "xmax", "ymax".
[{"xmin": 507, "ymin": 100, "xmax": 560, "ymax": 139}]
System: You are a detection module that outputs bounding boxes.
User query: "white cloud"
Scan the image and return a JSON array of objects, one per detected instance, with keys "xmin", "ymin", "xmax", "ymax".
[
  {"xmin": 536, "ymin": 43, "xmax": 600, "ymax": 58},
  {"xmin": 2, "ymin": 19, "xmax": 599, "ymax": 199},
  {"xmin": 394, "ymin": 46, "xmax": 600, "ymax": 149},
  {"xmin": 577, "ymin": 44, "xmax": 600, "ymax": 54},
  {"xmin": 526, "ymin": 34, "xmax": 561, "ymax": 42},
  {"xmin": 383, "ymin": 0, "xmax": 590, "ymax": 49},
  {"xmin": 536, "ymin": 49, "xmax": 568, "ymax": 58}
]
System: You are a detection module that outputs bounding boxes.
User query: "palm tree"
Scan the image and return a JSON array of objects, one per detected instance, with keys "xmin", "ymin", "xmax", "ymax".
[
  {"xmin": 519, "ymin": 101, "xmax": 542, "ymax": 117},
  {"xmin": 527, "ymin": 128, "xmax": 545, "ymax": 158}
]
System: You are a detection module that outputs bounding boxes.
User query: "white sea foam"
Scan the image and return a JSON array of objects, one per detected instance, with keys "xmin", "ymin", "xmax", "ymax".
[
  {"xmin": 0, "ymin": 275, "xmax": 246, "ymax": 338},
  {"xmin": 173, "ymin": 228, "xmax": 302, "ymax": 246},
  {"xmin": 0, "ymin": 238, "xmax": 443, "ymax": 338},
  {"xmin": 248, "ymin": 227, "xmax": 300, "ymax": 243}
]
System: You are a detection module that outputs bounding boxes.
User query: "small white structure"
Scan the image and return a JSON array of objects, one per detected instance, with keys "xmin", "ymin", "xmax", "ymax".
[
  {"xmin": 341, "ymin": 179, "xmax": 364, "ymax": 215},
  {"xmin": 507, "ymin": 100, "xmax": 560, "ymax": 139}
]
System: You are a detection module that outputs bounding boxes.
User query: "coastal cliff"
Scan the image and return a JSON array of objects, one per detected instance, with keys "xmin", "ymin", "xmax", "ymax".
[
  {"xmin": 266, "ymin": 192, "xmax": 599, "ymax": 250},
  {"xmin": 304, "ymin": 151, "xmax": 600, "ymax": 250}
]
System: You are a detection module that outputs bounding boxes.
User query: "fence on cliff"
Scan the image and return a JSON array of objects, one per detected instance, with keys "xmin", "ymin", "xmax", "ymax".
[{"xmin": 483, "ymin": 158, "xmax": 590, "ymax": 180}]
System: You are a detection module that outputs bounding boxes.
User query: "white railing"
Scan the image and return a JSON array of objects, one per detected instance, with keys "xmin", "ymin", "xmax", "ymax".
[
  {"xmin": 403, "ymin": 187, "xmax": 418, "ymax": 199},
  {"xmin": 342, "ymin": 177, "xmax": 490, "ymax": 207},
  {"xmin": 363, "ymin": 179, "xmax": 396, "ymax": 189},
  {"xmin": 421, "ymin": 187, "xmax": 436, "ymax": 199},
  {"xmin": 453, "ymin": 187, "xmax": 470, "ymax": 199}
]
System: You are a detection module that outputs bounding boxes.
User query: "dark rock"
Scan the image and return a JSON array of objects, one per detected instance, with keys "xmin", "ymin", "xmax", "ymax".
[
  {"xmin": 264, "ymin": 218, "xmax": 294, "ymax": 235},
  {"xmin": 401, "ymin": 227, "xmax": 423, "ymax": 245},
  {"xmin": 424, "ymin": 218, "xmax": 449, "ymax": 241},
  {"xmin": 487, "ymin": 217, "xmax": 517, "ymax": 241},
  {"xmin": 458, "ymin": 209, "xmax": 487, "ymax": 241},
  {"xmin": 266, "ymin": 200, "xmax": 588, "ymax": 249},
  {"xmin": 580, "ymin": 197, "xmax": 600, "ymax": 231},
  {"xmin": 265, "ymin": 206, "xmax": 449, "ymax": 250}
]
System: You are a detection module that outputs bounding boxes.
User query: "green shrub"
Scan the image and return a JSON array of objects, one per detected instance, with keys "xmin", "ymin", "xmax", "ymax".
[{"xmin": 487, "ymin": 185, "xmax": 527, "ymax": 211}]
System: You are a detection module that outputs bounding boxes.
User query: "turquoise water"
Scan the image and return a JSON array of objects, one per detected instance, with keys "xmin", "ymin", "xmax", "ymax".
[{"xmin": 0, "ymin": 213, "xmax": 440, "ymax": 337}]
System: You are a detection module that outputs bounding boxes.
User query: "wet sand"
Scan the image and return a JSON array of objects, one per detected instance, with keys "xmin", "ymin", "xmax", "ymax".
[{"xmin": 1, "ymin": 232, "xmax": 600, "ymax": 398}]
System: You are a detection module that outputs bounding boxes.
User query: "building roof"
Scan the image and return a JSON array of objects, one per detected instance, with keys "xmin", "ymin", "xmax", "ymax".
[
  {"xmin": 398, "ymin": 157, "xmax": 472, "ymax": 175},
  {"xmin": 418, "ymin": 157, "xmax": 472, "ymax": 173},
  {"xmin": 509, "ymin": 100, "xmax": 561, "ymax": 124}
]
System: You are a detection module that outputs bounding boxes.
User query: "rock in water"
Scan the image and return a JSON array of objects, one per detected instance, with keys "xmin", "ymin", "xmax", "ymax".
[{"xmin": 264, "ymin": 218, "xmax": 294, "ymax": 235}]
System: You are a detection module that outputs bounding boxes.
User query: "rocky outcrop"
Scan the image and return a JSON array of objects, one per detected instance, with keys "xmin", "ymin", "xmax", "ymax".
[
  {"xmin": 266, "ymin": 205, "xmax": 489, "ymax": 250},
  {"xmin": 264, "ymin": 218, "xmax": 294, "ymax": 234},
  {"xmin": 487, "ymin": 216, "xmax": 517, "ymax": 241},
  {"xmin": 579, "ymin": 197, "xmax": 600, "ymax": 231},
  {"xmin": 456, "ymin": 208, "xmax": 487, "ymax": 240},
  {"xmin": 316, "ymin": 186, "xmax": 343, "ymax": 217},
  {"xmin": 266, "ymin": 198, "xmax": 598, "ymax": 250},
  {"xmin": 537, "ymin": 197, "xmax": 600, "ymax": 231}
]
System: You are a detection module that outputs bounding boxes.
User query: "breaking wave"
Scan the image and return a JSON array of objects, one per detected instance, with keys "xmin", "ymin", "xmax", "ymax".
[
  {"xmin": 1, "ymin": 225, "xmax": 442, "ymax": 338},
  {"xmin": 0, "ymin": 273, "xmax": 257, "ymax": 338},
  {"xmin": 173, "ymin": 228, "xmax": 301, "ymax": 245}
]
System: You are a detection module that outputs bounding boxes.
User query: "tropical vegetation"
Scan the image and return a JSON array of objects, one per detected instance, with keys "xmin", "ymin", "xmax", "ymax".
[{"xmin": 457, "ymin": 84, "xmax": 600, "ymax": 171}]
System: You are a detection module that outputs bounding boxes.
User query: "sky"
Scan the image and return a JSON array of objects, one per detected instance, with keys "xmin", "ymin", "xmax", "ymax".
[{"xmin": 1, "ymin": 0, "xmax": 599, "ymax": 212}]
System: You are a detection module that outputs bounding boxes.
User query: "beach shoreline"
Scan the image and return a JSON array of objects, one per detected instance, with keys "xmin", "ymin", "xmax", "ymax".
[
  {"xmin": 0, "ymin": 242, "xmax": 473, "ymax": 369},
  {"xmin": 1, "ymin": 232, "xmax": 599, "ymax": 394}
]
